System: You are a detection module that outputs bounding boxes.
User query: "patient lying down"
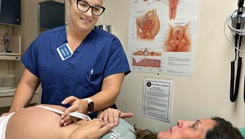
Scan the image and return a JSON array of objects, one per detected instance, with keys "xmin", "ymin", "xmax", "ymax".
[
  {"xmin": 0, "ymin": 104, "xmax": 243, "ymax": 139},
  {"xmin": 1, "ymin": 104, "xmax": 135, "ymax": 139}
]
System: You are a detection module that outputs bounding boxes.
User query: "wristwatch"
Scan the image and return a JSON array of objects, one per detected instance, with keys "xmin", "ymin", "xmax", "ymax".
[{"xmin": 85, "ymin": 98, "xmax": 94, "ymax": 113}]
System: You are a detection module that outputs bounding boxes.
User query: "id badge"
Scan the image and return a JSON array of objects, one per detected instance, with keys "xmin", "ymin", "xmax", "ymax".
[{"xmin": 57, "ymin": 43, "xmax": 73, "ymax": 60}]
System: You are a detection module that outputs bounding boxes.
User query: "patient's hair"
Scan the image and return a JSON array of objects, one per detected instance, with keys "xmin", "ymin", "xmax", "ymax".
[
  {"xmin": 205, "ymin": 117, "xmax": 244, "ymax": 139},
  {"xmin": 133, "ymin": 117, "xmax": 244, "ymax": 139},
  {"xmin": 134, "ymin": 125, "xmax": 157, "ymax": 139}
]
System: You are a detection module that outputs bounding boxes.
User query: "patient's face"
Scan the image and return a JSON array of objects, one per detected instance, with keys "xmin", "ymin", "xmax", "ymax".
[{"xmin": 157, "ymin": 118, "xmax": 216, "ymax": 139}]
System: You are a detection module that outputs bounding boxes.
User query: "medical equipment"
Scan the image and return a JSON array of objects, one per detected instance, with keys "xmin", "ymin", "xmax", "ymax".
[
  {"xmin": 225, "ymin": 0, "xmax": 245, "ymax": 102},
  {"xmin": 225, "ymin": 1, "xmax": 245, "ymax": 51},
  {"xmin": 1, "ymin": 33, "xmax": 12, "ymax": 53}
]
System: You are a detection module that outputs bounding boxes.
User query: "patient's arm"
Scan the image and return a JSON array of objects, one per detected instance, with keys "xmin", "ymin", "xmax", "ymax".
[
  {"xmin": 69, "ymin": 119, "xmax": 114, "ymax": 139},
  {"xmin": 97, "ymin": 108, "xmax": 133, "ymax": 126}
]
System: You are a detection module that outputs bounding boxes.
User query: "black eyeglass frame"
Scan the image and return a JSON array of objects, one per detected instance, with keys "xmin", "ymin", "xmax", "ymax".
[{"xmin": 76, "ymin": 0, "xmax": 106, "ymax": 16}]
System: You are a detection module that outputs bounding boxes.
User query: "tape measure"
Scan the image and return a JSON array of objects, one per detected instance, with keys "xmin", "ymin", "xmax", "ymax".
[{"xmin": 36, "ymin": 105, "xmax": 91, "ymax": 121}]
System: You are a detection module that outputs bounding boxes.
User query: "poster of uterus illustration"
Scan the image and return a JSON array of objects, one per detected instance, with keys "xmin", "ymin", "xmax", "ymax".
[{"xmin": 127, "ymin": 0, "xmax": 199, "ymax": 76}]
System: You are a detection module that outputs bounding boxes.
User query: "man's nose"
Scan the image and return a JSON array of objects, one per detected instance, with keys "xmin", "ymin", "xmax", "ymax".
[{"xmin": 177, "ymin": 120, "xmax": 187, "ymax": 128}]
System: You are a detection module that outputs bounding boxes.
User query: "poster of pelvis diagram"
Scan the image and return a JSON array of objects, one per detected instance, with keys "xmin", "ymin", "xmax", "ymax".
[{"xmin": 127, "ymin": 0, "xmax": 199, "ymax": 76}]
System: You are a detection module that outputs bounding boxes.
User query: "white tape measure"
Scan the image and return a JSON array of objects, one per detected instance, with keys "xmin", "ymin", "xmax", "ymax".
[{"xmin": 36, "ymin": 105, "xmax": 91, "ymax": 121}]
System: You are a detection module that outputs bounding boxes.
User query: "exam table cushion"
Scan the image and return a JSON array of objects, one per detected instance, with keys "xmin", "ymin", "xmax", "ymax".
[
  {"xmin": 100, "ymin": 118, "xmax": 135, "ymax": 139},
  {"xmin": 240, "ymin": 128, "xmax": 245, "ymax": 138}
]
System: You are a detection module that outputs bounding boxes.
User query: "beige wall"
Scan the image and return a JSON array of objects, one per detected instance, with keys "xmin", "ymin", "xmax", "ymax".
[
  {"xmin": 101, "ymin": 0, "xmax": 245, "ymax": 132},
  {"xmin": 1, "ymin": 0, "xmax": 244, "ymax": 132}
]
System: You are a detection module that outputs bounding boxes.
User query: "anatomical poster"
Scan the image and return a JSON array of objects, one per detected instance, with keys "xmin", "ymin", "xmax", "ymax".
[
  {"xmin": 143, "ymin": 78, "xmax": 173, "ymax": 122},
  {"xmin": 127, "ymin": 0, "xmax": 200, "ymax": 76}
]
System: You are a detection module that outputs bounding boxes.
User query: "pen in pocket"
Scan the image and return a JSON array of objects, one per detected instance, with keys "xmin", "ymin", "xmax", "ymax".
[{"xmin": 89, "ymin": 68, "xmax": 93, "ymax": 79}]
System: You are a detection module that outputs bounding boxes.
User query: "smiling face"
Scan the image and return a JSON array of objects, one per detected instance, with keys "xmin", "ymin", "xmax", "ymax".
[
  {"xmin": 157, "ymin": 118, "xmax": 217, "ymax": 139},
  {"xmin": 67, "ymin": 0, "xmax": 103, "ymax": 33}
]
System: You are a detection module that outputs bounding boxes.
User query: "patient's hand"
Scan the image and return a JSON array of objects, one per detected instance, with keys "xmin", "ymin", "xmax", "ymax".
[
  {"xmin": 69, "ymin": 119, "xmax": 114, "ymax": 139},
  {"xmin": 97, "ymin": 108, "xmax": 133, "ymax": 126}
]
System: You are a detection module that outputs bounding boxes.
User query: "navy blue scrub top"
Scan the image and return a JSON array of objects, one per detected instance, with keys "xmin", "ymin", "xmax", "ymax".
[{"xmin": 21, "ymin": 25, "xmax": 131, "ymax": 117}]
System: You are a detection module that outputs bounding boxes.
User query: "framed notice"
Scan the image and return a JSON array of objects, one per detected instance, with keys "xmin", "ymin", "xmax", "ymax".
[{"xmin": 143, "ymin": 78, "xmax": 173, "ymax": 122}]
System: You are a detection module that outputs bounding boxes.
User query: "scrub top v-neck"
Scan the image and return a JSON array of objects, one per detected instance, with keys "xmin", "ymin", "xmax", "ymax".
[{"xmin": 21, "ymin": 25, "xmax": 131, "ymax": 107}]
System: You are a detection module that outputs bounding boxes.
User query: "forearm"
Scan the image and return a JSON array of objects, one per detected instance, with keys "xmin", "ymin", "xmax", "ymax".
[
  {"xmin": 90, "ymin": 73, "xmax": 125, "ymax": 111},
  {"xmin": 9, "ymin": 84, "xmax": 37, "ymax": 112},
  {"xmin": 9, "ymin": 69, "xmax": 40, "ymax": 112},
  {"xmin": 74, "ymin": 87, "xmax": 119, "ymax": 115},
  {"xmin": 61, "ymin": 73, "xmax": 125, "ymax": 124},
  {"xmin": 91, "ymin": 89, "xmax": 119, "ymax": 111}
]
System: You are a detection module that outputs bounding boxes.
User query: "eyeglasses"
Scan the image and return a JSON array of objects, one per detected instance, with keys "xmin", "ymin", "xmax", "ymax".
[{"xmin": 77, "ymin": 0, "xmax": 105, "ymax": 16}]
